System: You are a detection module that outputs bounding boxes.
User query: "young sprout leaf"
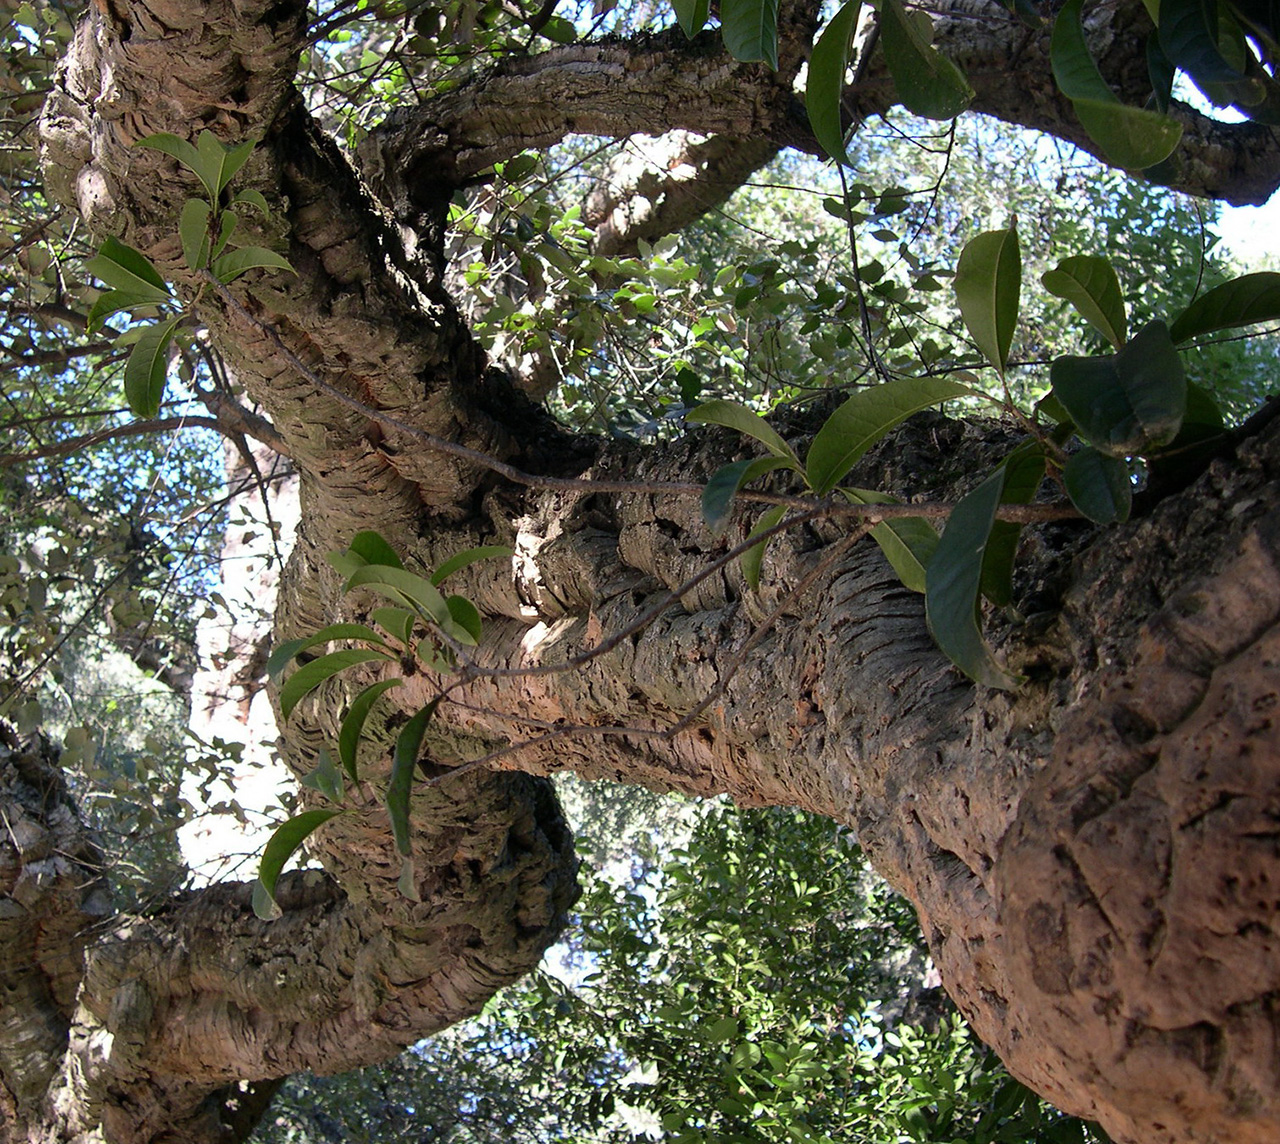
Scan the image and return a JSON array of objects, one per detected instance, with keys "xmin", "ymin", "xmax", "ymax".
[
  {"xmin": 253, "ymin": 808, "xmax": 343, "ymax": 920},
  {"xmin": 179, "ymin": 198, "xmax": 212, "ymax": 271},
  {"xmin": 212, "ymin": 246, "xmax": 295, "ymax": 284}
]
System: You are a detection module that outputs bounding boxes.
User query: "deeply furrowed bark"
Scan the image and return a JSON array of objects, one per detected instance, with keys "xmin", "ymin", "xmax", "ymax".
[{"xmin": 15, "ymin": 0, "xmax": 1280, "ymax": 1141}]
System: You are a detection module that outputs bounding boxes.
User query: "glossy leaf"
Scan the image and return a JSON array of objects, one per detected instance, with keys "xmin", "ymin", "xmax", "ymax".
[
  {"xmin": 253, "ymin": 808, "xmax": 343, "ymax": 920},
  {"xmin": 1042, "ymin": 255, "xmax": 1127, "ymax": 348},
  {"xmin": 278, "ymin": 648, "xmax": 394, "ymax": 720},
  {"xmin": 687, "ymin": 400, "xmax": 801, "ymax": 465},
  {"xmin": 1064, "ymin": 447, "xmax": 1132, "ymax": 523},
  {"xmin": 337, "ymin": 678, "xmax": 404, "ymax": 780},
  {"xmin": 1051, "ymin": 0, "xmax": 1183, "ymax": 167},
  {"xmin": 672, "ymin": 0, "xmax": 710, "ymax": 37},
  {"xmin": 925, "ymin": 467, "xmax": 1022, "ymax": 689},
  {"xmin": 954, "ymin": 225, "xmax": 1020, "ymax": 375},
  {"xmin": 301, "ymin": 748, "xmax": 344, "ymax": 803},
  {"xmin": 444, "ymin": 595, "xmax": 483, "ymax": 645},
  {"xmin": 719, "ymin": 0, "xmax": 779, "ymax": 68},
  {"xmin": 806, "ymin": 0, "xmax": 863, "ymax": 163},
  {"xmin": 702, "ymin": 456, "xmax": 791, "ymax": 534},
  {"xmin": 880, "ymin": 0, "xmax": 974, "ymax": 120},
  {"xmin": 843, "ymin": 488, "xmax": 938, "ymax": 594},
  {"xmin": 123, "ymin": 315, "xmax": 181, "ymax": 418},
  {"xmin": 430, "ymin": 544, "xmax": 514, "ymax": 585},
  {"xmin": 1168, "ymin": 271, "xmax": 1280, "ymax": 342},
  {"xmin": 806, "ymin": 377, "xmax": 975, "ymax": 495},
  {"xmin": 348, "ymin": 530, "xmax": 404, "ymax": 569},
  {"xmin": 344, "ymin": 564, "xmax": 452, "ymax": 626},
  {"xmin": 387, "ymin": 701, "xmax": 439, "ymax": 857},
  {"xmin": 212, "ymin": 246, "xmax": 295, "ymax": 284},
  {"xmin": 1050, "ymin": 319, "xmax": 1186, "ymax": 456},
  {"xmin": 179, "ymin": 198, "xmax": 212, "ymax": 271},
  {"xmin": 264, "ymin": 623, "xmax": 388, "ymax": 679},
  {"xmin": 742, "ymin": 505, "xmax": 786, "ymax": 590},
  {"xmin": 980, "ymin": 442, "xmax": 1045, "ymax": 607},
  {"xmin": 84, "ymin": 236, "xmax": 171, "ymax": 302}
]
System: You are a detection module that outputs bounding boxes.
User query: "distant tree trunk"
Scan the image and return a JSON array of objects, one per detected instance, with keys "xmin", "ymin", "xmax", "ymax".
[{"xmin": 12, "ymin": 1, "xmax": 1280, "ymax": 1142}]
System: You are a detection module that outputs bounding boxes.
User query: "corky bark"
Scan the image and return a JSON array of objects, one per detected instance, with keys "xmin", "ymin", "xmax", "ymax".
[{"xmin": 15, "ymin": 0, "xmax": 1280, "ymax": 1141}]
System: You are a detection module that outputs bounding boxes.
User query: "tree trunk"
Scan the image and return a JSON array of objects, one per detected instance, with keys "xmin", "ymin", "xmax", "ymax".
[{"xmin": 12, "ymin": 0, "xmax": 1280, "ymax": 1141}]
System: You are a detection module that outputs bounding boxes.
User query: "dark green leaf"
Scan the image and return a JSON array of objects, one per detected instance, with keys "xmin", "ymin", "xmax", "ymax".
[
  {"xmin": 1168, "ymin": 271, "xmax": 1280, "ymax": 342},
  {"xmin": 702, "ymin": 456, "xmax": 791, "ymax": 534},
  {"xmin": 253, "ymin": 808, "xmax": 343, "ymax": 920},
  {"xmin": 338, "ymin": 678, "xmax": 404, "ymax": 780},
  {"xmin": 687, "ymin": 400, "xmax": 801, "ymax": 465},
  {"xmin": 349, "ymin": 530, "xmax": 404, "ymax": 569},
  {"xmin": 279, "ymin": 648, "xmax": 395, "ymax": 720},
  {"xmin": 264, "ymin": 623, "xmax": 388, "ymax": 679},
  {"xmin": 212, "ymin": 246, "xmax": 295, "ymax": 284},
  {"xmin": 706, "ymin": 1016, "xmax": 740, "ymax": 1042},
  {"xmin": 719, "ymin": 0, "xmax": 779, "ymax": 68},
  {"xmin": 430, "ymin": 545, "xmax": 514, "ymax": 585},
  {"xmin": 344, "ymin": 564, "xmax": 452, "ymax": 626},
  {"xmin": 538, "ymin": 14, "xmax": 577, "ymax": 40},
  {"xmin": 444, "ymin": 595, "xmax": 483, "ymax": 645},
  {"xmin": 1050, "ymin": 319, "xmax": 1186, "ymax": 455},
  {"xmin": 123, "ymin": 315, "xmax": 181, "ymax": 419},
  {"xmin": 300, "ymin": 748, "xmax": 345, "ymax": 803},
  {"xmin": 1063, "ymin": 447, "xmax": 1132, "ymax": 523},
  {"xmin": 1041, "ymin": 255, "xmax": 1127, "ymax": 347},
  {"xmin": 86, "ymin": 290, "xmax": 158, "ymax": 333},
  {"xmin": 742, "ymin": 505, "xmax": 786, "ymax": 590},
  {"xmin": 1159, "ymin": 0, "xmax": 1247, "ymax": 85},
  {"xmin": 954, "ymin": 224, "xmax": 1020, "ymax": 375},
  {"xmin": 880, "ymin": 0, "xmax": 974, "ymax": 119},
  {"xmin": 179, "ymin": 198, "xmax": 212, "ymax": 271},
  {"xmin": 1147, "ymin": 33, "xmax": 1176, "ymax": 114},
  {"xmin": 843, "ymin": 488, "xmax": 938, "ymax": 593},
  {"xmin": 806, "ymin": 0, "xmax": 863, "ymax": 163},
  {"xmin": 84, "ymin": 236, "xmax": 172, "ymax": 302},
  {"xmin": 672, "ymin": 0, "xmax": 710, "ymax": 36},
  {"xmin": 806, "ymin": 377, "xmax": 975, "ymax": 495},
  {"xmin": 210, "ymin": 210, "xmax": 238, "ymax": 262},
  {"xmin": 387, "ymin": 701, "xmax": 439, "ymax": 857},
  {"xmin": 925, "ymin": 467, "xmax": 1022, "ymax": 689},
  {"xmin": 980, "ymin": 441, "xmax": 1045, "ymax": 606}
]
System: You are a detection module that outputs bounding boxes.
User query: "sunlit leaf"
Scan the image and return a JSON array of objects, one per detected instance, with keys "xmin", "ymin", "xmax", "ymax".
[
  {"xmin": 1064, "ymin": 446, "xmax": 1132, "ymax": 523},
  {"xmin": 387, "ymin": 701, "xmax": 439, "ymax": 857},
  {"xmin": 136, "ymin": 132, "xmax": 218, "ymax": 201},
  {"xmin": 880, "ymin": 0, "xmax": 974, "ymax": 119},
  {"xmin": 687, "ymin": 400, "xmax": 801, "ymax": 465},
  {"xmin": 1168, "ymin": 271, "xmax": 1280, "ymax": 342},
  {"xmin": 954, "ymin": 224, "xmax": 1020, "ymax": 376},
  {"xmin": 123, "ymin": 315, "xmax": 181, "ymax": 419},
  {"xmin": 444, "ymin": 595, "xmax": 483, "ymax": 645},
  {"xmin": 252, "ymin": 808, "xmax": 343, "ymax": 920},
  {"xmin": 278, "ymin": 648, "xmax": 395, "ymax": 720},
  {"xmin": 197, "ymin": 129, "xmax": 256, "ymax": 195},
  {"xmin": 371, "ymin": 606, "xmax": 416, "ymax": 647},
  {"xmin": 806, "ymin": 0, "xmax": 863, "ymax": 163},
  {"xmin": 338, "ymin": 678, "xmax": 404, "ymax": 780},
  {"xmin": 344, "ymin": 564, "xmax": 452, "ymax": 626},
  {"xmin": 925, "ymin": 467, "xmax": 1023, "ymax": 689},
  {"xmin": 1042, "ymin": 255, "xmax": 1127, "ymax": 348},
  {"xmin": 806, "ymin": 377, "xmax": 976, "ymax": 495}
]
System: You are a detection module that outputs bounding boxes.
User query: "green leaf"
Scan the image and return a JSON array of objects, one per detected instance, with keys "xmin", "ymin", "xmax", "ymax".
[
  {"xmin": 1159, "ymin": 0, "xmax": 1248, "ymax": 85},
  {"xmin": 672, "ymin": 0, "xmax": 710, "ymax": 37},
  {"xmin": 842, "ymin": 488, "xmax": 938, "ymax": 593},
  {"xmin": 925, "ymin": 467, "xmax": 1022, "ymax": 690},
  {"xmin": 1050, "ymin": 319, "xmax": 1186, "ymax": 456},
  {"xmin": 338, "ymin": 678, "xmax": 404, "ymax": 780},
  {"xmin": 980, "ymin": 442, "xmax": 1045, "ymax": 607},
  {"xmin": 1041, "ymin": 255, "xmax": 1127, "ymax": 348},
  {"xmin": 233, "ymin": 188, "xmax": 271, "ymax": 216},
  {"xmin": 806, "ymin": 0, "xmax": 863, "ymax": 163},
  {"xmin": 805, "ymin": 377, "xmax": 975, "ymax": 495},
  {"xmin": 84, "ymin": 236, "xmax": 172, "ymax": 302},
  {"xmin": 344, "ymin": 564, "xmax": 452, "ymax": 626},
  {"xmin": 123, "ymin": 315, "xmax": 181, "ymax": 419},
  {"xmin": 197, "ymin": 130, "xmax": 256, "ymax": 196},
  {"xmin": 387, "ymin": 701, "xmax": 439, "ymax": 857},
  {"xmin": 348, "ymin": 530, "xmax": 404, "ymax": 569},
  {"xmin": 702, "ymin": 456, "xmax": 791, "ymax": 535},
  {"xmin": 1168, "ymin": 271, "xmax": 1280, "ymax": 342},
  {"xmin": 212, "ymin": 246, "xmax": 295, "ymax": 284},
  {"xmin": 398, "ymin": 856, "xmax": 421, "ymax": 901},
  {"xmin": 179, "ymin": 198, "xmax": 212, "ymax": 271},
  {"xmin": 444, "ymin": 595, "xmax": 483, "ymax": 645},
  {"xmin": 880, "ymin": 0, "xmax": 974, "ymax": 119},
  {"xmin": 136, "ymin": 132, "xmax": 218, "ymax": 201},
  {"xmin": 742, "ymin": 505, "xmax": 787, "ymax": 590},
  {"xmin": 1063, "ymin": 446, "xmax": 1132, "ymax": 523},
  {"xmin": 253, "ymin": 808, "xmax": 343, "ymax": 920},
  {"xmin": 719, "ymin": 0, "xmax": 779, "ymax": 68},
  {"xmin": 954, "ymin": 224, "xmax": 1020, "ymax": 376},
  {"xmin": 372, "ymin": 606, "xmax": 416, "ymax": 647},
  {"xmin": 707, "ymin": 1016, "xmax": 740, "ymax": 1043},
  {"xmin": 687, "ymin": 400, "xmax": 801, "ymax": 465},
  {"xmin": 430, "ymin": 545, "xmax": 514, "ymax": 585},
  {"xmin": 1051, "ymin": 0, "xmax": 1183, "ymax": 167},
  {"xmin": 301, "ymin": 747, "xmax": 345, "ymax": 803},
  {"xmin": 210, "ymin": 210, "xmax": 238, "ymax": 262},
  {"xmin": 279, "ymin": 648, "xmax": 395, "ymax": 720},
  {"xmin": 326, "ymin": 549, "xmax": 367, "ymax": 580},
  {"xmin": 264, "ymin": 623, "xmax": 389, "ymax": 679},
  {"xmin": 86, "ymin": 290, "xmax": 159, "ymax": 333}
]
